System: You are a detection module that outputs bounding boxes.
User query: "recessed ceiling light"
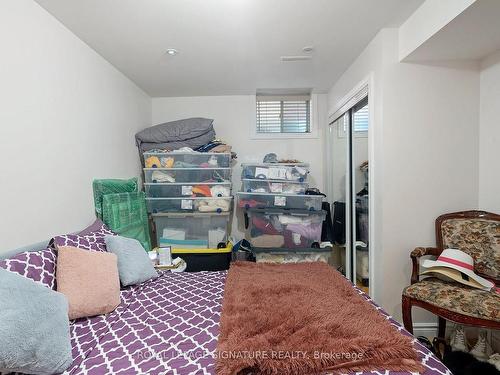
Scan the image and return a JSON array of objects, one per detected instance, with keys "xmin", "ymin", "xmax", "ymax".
[
  {"xmin": 303, "ymin": 46, "xmax": 314, "ymax": 53},
  {"xmin": 165, "ymin": 48, "xmax": 179, "ymax": 56}
]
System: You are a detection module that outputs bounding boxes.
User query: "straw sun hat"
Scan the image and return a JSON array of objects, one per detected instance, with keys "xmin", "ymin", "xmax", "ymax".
[{"xmin": 421, "ymin": 248, "xmax": 494, "ymax": 290}]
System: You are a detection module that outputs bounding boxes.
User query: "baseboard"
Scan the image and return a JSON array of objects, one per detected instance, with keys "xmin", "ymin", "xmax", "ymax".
[{"xmin": 413, "ymin": 322, "xmax": 438, "ymax": 338}]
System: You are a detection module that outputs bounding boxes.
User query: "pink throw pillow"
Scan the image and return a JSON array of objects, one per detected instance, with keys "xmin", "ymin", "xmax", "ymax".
[{"xmin": 56, "ymin": 246, "xmax": 120, "ymax": 320}]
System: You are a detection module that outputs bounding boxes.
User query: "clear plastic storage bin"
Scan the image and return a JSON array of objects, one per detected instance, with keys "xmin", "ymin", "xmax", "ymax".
[
  {"xmin": 144, "ymin": 152, "xmax": 231, "ymax": 168},
  {"xmin": 245, "ymin": 209, "xmax": 326, "ymax": 249},
  {"xmin": 144, "ymin": 168, "xmax": 231, "ymax": 183},
  {"xmin": 152, "ymin": 212, "xmax": 230, "ymax": 249},
  {"xmin": 237, "ymin": 192, "xmax": 322, "ymax": 211},
  {"xmin": 241, "ymin": 179, "xmax": 308, "ymax": 194},
  {"xmin": 241, "ymin": 163, "xmax": 309, "ymax": 182},
  {"xmin": 145, "ymin": 182, "xmax": 231, "ymax": 198},
  {"xmin": 253, "ymin": 248, "xmax": 332, "ymax": 264},
  {"xmin": 146, "ymin": 196, "xmax": 233, "ymax": 214}
]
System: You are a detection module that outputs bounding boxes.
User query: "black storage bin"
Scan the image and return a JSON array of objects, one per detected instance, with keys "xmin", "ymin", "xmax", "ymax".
[{"xmin": 171, "ymin": 246, "xmax": 232, "ymax": 272}]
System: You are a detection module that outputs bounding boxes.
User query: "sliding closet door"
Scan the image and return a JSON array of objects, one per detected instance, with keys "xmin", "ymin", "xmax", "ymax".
[
  {"xmin": 328, "ymin": 91, "xmax": 370, "ymax": 293},
  {"xmin": 351, "ymin": 97, "xmax": 369, "ymax": 293},
  {"xmin": 328, "ymin": 113, "xmax": 351, "ymax": 279}
]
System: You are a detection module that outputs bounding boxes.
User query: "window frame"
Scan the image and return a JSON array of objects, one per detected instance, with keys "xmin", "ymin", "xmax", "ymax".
[{"xmin": 251, "ymin": 93, "xmax": 319, "ymax": 139}]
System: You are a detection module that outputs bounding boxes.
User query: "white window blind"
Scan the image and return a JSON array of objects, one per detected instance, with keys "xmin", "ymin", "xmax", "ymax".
[
  {"xmin": 353, "ymin": 103, "xmax": 368, "ymax": 132},
  {"xmin": 256, "ymin": 95, "xmax": 311, "ymax": 133}
]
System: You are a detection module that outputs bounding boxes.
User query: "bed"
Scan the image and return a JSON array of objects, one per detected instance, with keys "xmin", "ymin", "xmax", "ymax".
[
  {"xmin": 62, "ymin": 270, "xmax": 451, "ymax": 375},
  {"xmin": 0, "ymin": 222, "xmax": 451, "ymax": 375}
]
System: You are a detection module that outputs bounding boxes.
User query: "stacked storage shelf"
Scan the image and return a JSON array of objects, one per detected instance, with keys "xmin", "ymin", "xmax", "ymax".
[
  {"xmin": 237, "ymin": 162, "xmax": 330, "ymax": 263},
  {"xmin": 143, "ymin": 151, "xmax": 233, "ymax": 271}
]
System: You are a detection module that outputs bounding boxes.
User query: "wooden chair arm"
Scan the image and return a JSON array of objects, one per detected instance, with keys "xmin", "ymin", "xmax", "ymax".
[{"xmin": 410, "ymin": 247, "xmax": 441, "ymax": 284}]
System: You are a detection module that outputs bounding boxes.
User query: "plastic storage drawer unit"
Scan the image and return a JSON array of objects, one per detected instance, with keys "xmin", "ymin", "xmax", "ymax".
[
  {"xmin": 146, "ymin": 197, "xmax": 233, "ymax": 214},
  {"xmin": 144, "ymin": 152, "xmax": 231, "ymax": 168},
  {"xmin": 241, "ymin": 179, "xmax": 308, "ymax": 194},
  {"xmin": 246, "ymin": 208, "xmax": 326, "ymax": 249},
  {"xmin": 145, "ymin": 182, "xmax": 232, "ymax": 198},
  {"xmin": 171, "ymin": 243, "xmax": 233, "ymax": 272},
  {"xmin": 144, "ymin": 168, "xmax": 231, "ymax": 184},
  {"xmin": 241, "ymin": 163, "xmax": 309, "ymax": 182},
  {"xmin": 237, "ymin": 192, "xmax": 322, "ymax": 211},
  {"xmin": 152, "ymin": 212, "xmax": 230, "ymax": 249},
  {"xmin": 253, "ymin": 248, "xmax": 331, "ymax": 264}
]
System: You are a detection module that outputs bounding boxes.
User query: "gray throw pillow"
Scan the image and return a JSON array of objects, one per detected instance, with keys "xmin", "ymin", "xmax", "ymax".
[
  {"xmin": 105, "ymin": 235, "xmax": 158, "ymax": 286},
  {"xmin": 0, "ymin": 268, "xmax": 73, "ymax": 374}
]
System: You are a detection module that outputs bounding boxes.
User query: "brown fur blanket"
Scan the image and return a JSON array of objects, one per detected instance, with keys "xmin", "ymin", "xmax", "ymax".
[{"xmin": 216, "ymin": 262, "xmax": 423, "ymax": 375}]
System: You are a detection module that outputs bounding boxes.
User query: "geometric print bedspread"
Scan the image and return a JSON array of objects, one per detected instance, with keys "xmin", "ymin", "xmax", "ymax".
[
  {"xmin": 63, "ymin": 271, "xmax": 451, "ymax": 375},
  {"xmin": 64, "ymin": 271, "xmax": 224, "ymax": 375}
]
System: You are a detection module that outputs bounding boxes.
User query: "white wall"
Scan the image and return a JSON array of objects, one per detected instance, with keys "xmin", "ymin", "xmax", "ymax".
[
  {"xmin": 398, "ymin": 0, "xmax": 476, "ymax": 61},
  {"xmin": 328, "ymin": 28, "xmax": 480, "ymax": 324},
  {"xmin": 152, "ymin": 95, "xmax": 327, "ymax": 238},
  {"xmin": 479, "ymin": 50, "xmax": 500, "ymax": 213},
  {"xmin": 0, "ymin": 0, "xmax": 151, "ymax": 252}
]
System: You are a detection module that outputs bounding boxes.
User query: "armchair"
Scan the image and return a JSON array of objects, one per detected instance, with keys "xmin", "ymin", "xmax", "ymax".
[{"xmin": 402, "ymin": 211, "xmax": 500, "ymax": 338}]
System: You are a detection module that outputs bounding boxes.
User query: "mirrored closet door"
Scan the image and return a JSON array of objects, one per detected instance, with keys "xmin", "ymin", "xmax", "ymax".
[{"xmin": 327, "ymin": 91, "xmax": 370, "ymax": 294}]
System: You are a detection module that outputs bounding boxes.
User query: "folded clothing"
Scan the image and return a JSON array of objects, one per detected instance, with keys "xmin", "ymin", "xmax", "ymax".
[
  {"xmin": 286, "ymin": 222, "xmax": 322, "ymax": 240},
  {"xmin": 251, "ymin": 234, "xmax": 284, "ymax": 248},
  {"xmin": 192, "ymin": 185, "xmax": 212, "ymax": 197},
  {"xmin": 195, "ymin": 139, "xmax": 228, "ymax": 152},
  {"xmin": 252, "ymin": 216, "xmax": 281, "ymax": 235},
  {"xmin": 145, "ymin": 156, "xmax": 161, "ymax": 168},
  {"xmin": 211, "ymin": 185, "xmax": 230, "ymax": 197},
  {"xmin": 284, "ymin": 230, "xmax": 310, "ymax": 248},
  {"xmin": 211, "ymin": 144, "xmax": 232, "ymax": 153},
  {"xmin": 238, "ymin": 199, "xmax": 266, "ymax": 209},
  {"xmin": 174, "ymin": 160, "xmax": 198, "ymax": 168},
  {"xmin": 195, "ymin": 198, "xmax": 231, "ymax": 212},
  {"xmin": 152, "ymin": 170, "xmax": 175, "ymax": 183},
  {"xmin": 278, "ymin": 215, "xmax": 314, "ymax": 225},
  {"xmin": 161, "ymin": 156, "xmax": 174, "ymax": 168}
]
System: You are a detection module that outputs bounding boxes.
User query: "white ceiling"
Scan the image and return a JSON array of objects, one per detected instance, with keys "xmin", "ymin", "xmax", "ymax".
[{"xmin": 35, "ymin": 0, "xmax": 423, "ymax": 97}]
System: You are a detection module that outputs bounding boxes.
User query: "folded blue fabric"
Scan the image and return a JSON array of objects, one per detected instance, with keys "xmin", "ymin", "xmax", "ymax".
[
  {"xmin": 105, "ymin": 235, "xmax": 158, "ymax": 286},
  {"xmin": 159, "ymin": 238, "xmax": 208, "ymax": 246},
  {"xmin": 0, "ymin": 268, "xmax": 72, "ymax": 375}
]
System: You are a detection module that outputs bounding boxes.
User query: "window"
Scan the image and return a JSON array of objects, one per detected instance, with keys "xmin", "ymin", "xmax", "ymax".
[
  {"xmin": 256, "ymin": 95, "xmax": 311, "ymax": 134},
  {"xmin": 352, "ymin": 97, "xmax": 368, "ymax": 133},
  {"xmin": 334, "ymin": 96, "xmax": 368, "ymax": 138}
]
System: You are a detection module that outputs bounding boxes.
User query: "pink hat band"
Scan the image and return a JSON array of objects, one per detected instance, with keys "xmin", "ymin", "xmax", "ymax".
[{"xmin": 437, "ymin": 256, "xmax": 473, "ymax": 271}]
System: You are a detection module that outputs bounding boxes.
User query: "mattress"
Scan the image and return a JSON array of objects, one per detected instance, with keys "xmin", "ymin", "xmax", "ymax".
[{"xmin": 64, "ymin": 271, "xmax": 451, "ymax": 375}]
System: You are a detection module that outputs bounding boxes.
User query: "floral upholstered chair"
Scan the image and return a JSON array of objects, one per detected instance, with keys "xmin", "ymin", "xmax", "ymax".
[{"xmin": 402, "ymin": 211, "xmax": 500, "ymax": 337}]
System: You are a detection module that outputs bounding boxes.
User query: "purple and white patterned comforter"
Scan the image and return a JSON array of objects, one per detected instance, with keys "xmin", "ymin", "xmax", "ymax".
[{"xmin": 63, "ymin": 271, "xmax": 451, "ymax": 375}]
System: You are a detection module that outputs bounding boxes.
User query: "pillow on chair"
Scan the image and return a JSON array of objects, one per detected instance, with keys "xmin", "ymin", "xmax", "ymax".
[
  {"xmin": 0, "ymin": 268, "xmax": 72, "ymax": 374},
  {"xmin": 104, "ymin": 235, "xmax": 158, "ymax": 286},
  {"xmin": 56, "ymin": 246, "xmax": 121, "ymax": 320}
]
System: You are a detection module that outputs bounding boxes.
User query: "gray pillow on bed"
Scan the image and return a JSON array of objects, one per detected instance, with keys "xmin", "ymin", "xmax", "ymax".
[
  {"xmin": 0, "ymin": 268, "xmax": 73, "ymax": 375},
  {"xmin": 105, "ymin": 235, "xmax": 158, "ymax": 286}
]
